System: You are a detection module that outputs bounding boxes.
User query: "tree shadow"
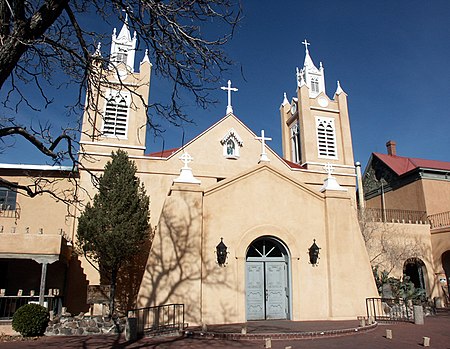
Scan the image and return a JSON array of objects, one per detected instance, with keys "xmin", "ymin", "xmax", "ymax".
[{"xmin": 137, "ymin": 189, "xmax": 234, "ymax": 325}]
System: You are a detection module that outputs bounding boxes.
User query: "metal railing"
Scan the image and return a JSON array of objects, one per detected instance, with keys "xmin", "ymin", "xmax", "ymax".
[
  {"xmin": 428, "ymin": 211, "xmax": 450, "ymax": 230},
  {"xmin": 0, "ymin": 204, "xmax": 21, "ymax": 219},
  {"xmin": 128, "ymin": 303, "xmax": 185, "ymax": 336},
  {"xmin": 0, "ymin": 296, "xmax": 63, "ymax": 320},
  {"xmin": 366, "ymin": 298, "xmax": 413, "ymax": 323},
  {"xmin": 361, "ymin": 208, "xmax": 428, "ymax": 224}
]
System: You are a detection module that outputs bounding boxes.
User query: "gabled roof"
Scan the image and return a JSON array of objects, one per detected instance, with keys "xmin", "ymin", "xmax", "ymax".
[{"xmin": 373, "ymin": 152, "xmax": 450, "ymax": 176}]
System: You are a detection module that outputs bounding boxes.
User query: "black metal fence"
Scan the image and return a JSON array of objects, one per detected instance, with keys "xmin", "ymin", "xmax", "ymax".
[
  {"xmin": 366, "ymin": 297, "xmax": 413, "ymax": 322},
  {"xmin": 0, "ymin": 296, "xmax": 63, "ymax": 320},
  {"xmin": 128, "ymin": 303, "xmax": 185, "ymax": 336}
]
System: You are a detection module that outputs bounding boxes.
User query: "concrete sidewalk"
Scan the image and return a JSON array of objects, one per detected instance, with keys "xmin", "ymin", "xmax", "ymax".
[{"xmin": 1, "ymin": 312, "xmax": 450, "ymax": 348}]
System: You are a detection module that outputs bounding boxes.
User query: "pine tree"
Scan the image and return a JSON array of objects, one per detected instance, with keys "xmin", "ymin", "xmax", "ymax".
[{"xmin": 77, "ymin": 150, "xmax": 150, "ymax": 314}]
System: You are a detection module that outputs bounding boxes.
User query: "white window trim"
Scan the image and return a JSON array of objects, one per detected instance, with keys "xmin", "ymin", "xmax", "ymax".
[
  {"xmin": 101, "ymin": 89, "xmax": 130, "ymax": 139},
  {"xmin": 315, "ymin": 116, "xmax": 338, "ymax": 159},
  {"xmin": 220, "ymin": 128, "xmax": 243, "ymax": 159}
]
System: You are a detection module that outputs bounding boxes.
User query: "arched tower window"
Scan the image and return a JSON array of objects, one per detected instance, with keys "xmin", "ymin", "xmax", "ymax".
[
  {"xmin": 316, "ymin": 117, "xmax": 337, "ymax": 158},
  {"xmin": 290, "ymin": 122, "xmax": 301, "ymax": 164},
  {"xmin": 311, "ymin": 77, "xmax": 319, "ymax": 93},
  {"xmin": 103, "ymin": 92, "xmax": 129, "ymax": 137}
]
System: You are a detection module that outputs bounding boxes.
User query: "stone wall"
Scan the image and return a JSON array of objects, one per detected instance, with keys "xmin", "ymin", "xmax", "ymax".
[{"xmin": 45, "ymin": 313, "xmax": 125, "ymax": 336}]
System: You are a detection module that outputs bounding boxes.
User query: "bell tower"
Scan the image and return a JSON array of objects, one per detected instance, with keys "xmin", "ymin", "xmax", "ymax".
[
  {"xmin": 79, "ymin": 18, "xmax": 152, "ymax": 157},
  {"xmin": 280, "ymin": 41, "xmax": 354, "ymax": 171}
]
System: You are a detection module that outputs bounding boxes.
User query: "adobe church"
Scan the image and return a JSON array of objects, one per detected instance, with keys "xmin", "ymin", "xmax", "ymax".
[{"xmin": 0, "ymin": 21, "xmax": 378, "ymax": 325}]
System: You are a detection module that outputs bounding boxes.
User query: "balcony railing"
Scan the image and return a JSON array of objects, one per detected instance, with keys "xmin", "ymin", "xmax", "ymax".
[
  {"xmin": 0, "ymin": 203, "xmax": 21, "ymax": 219},
  {"xmin": 360, "ymin": 208, "xmax": 428, "ymax": 224},
  {"xmin": 0, "ymin": 296, "xmax": 63, "ymax": 320},
  {"xmin": 428, "ymin": 211, "xmax": 450, "ymax": 230}
]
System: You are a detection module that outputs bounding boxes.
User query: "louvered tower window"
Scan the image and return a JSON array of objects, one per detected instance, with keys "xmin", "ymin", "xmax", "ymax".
[
  {"xmin": 103, "ymin": 93, "xmax": 129, "ymax": 137},
  {"xmin": 316, "ymin": 117, "xmax": 337, "ymax": 158}
]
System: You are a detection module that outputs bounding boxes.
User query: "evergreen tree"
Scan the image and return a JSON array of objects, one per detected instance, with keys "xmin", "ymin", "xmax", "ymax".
[{"xmin": 77, "ymin": 149, "xmax": 150, "ymax": 314}]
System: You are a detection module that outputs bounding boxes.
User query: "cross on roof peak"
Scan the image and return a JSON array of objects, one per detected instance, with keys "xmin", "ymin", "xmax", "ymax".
[
  {"xmin": 255, "ymin": 130, "xmax": 272, "ymax": 163},
  {"xmin": 221, "ymin": 80, "xmax": 238, "ymax": 115},
  {"xmin": 302, "ymin": 39, "xmax": 311, "ymax": 53}
]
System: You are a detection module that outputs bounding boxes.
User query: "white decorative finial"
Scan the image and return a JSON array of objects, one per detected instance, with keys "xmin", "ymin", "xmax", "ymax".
[
  {"xmin": 282, "ymin": 92, "xmax": 289, "ymax": 106},
  {"xmin": 221, "ymin": 80, "xmax": 238, "ymax": 115},
  {"xmin": 255, "ymin": 130, "xmax": 272, "ymax": 163},
  {"xmin": 94, "ymin": 42, "xmax": 102, "ymax": 56},
  {"xmin": 141, "ymin": 48, "xmax": 150, "ymax": 64},
  {"xmin": 335, "ymin": 80, "xmax": 344, "ymax": 95},
  {"xmin": 173, "ymin": 151, "xmax": 201, "ymax": 184},
  {"xmin": 302, "ymin": 39, "xmax": 310, "ymax": 53},
  {"xmin": 319, "ymin": 162, "xmax": 347, "ymax": 192}
]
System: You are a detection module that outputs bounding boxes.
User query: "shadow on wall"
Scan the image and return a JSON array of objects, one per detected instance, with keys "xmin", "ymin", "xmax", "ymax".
[
  {"xmin": 138, "ymin": 192, "xmax": 234, "ymax": 324},
  {"xmin": 114, "ymin": 237, "xmax": 153, "ymax": 315},
  {"xmin": 65, "ymin": 256, "xmax": 89, "ymax": 314}
]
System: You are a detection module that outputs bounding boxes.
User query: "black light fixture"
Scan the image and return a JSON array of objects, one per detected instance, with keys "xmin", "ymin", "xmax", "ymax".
[
  {"xmin": 308, "ymin": 239, "xmax": 320, "ymax": 266},
  {"xmin": 216, "ymin": 237, "xmax": 228, "ymax": 266}
]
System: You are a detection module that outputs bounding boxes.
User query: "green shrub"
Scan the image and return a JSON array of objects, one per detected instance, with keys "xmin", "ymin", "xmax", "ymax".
[{"xmin": 12, "ymin": 303, "xmax": 49, "ymax": 337}]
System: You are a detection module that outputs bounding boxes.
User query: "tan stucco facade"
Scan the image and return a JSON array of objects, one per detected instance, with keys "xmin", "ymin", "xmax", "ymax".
[{"xmin": 8, "ymin": 32, "xmax": 442, "ymax": 324}]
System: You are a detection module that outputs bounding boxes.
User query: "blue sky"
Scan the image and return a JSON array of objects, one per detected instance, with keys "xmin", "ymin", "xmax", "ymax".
[{"xmin": 2, "ymin": 0, "xmax": 450, "ymax": 168}]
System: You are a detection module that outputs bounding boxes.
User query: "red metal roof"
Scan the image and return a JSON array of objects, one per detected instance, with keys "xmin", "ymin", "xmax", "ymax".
[
  {"xmin": 147, "ymin": 147, "xmax": 180, "ymax": 158},
  {"xmin": 373, "ymin": 152, "xmax": 450, "ymax": 176},
  {"xmin": 282, "ymin": 158, "xmax": 307, "ymax": 169}
]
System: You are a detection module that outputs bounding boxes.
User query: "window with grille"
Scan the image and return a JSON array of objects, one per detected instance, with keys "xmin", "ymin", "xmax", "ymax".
[
  {"xmin": 103, "ymin": 92, "xmax": 129, "ymax": 137},
  {"xmin": 0, "ymin": 186, "xmax": 17, "ymax": 210},
  {"xmin": 290, "ymin": 122, "xmax": 301, "ymax": 164},
  {"xmin": 316, "ymin": 117, "xmax": 337, "ymax": 158}
]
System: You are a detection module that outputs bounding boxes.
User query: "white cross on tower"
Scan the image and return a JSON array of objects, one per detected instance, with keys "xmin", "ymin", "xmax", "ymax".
[
  {"xmin": 179, "ymin": 151, "xmax": 193, "ymax": 169},
  {"xmin": 221, "ymin": 80, "xmax": 238, "ymax": 115},
  {"xmin": 302, "ymin": 39, "xmax": 310, "ymax": 53},
  {"xmin": 255, "ymin": 130, "xmax": 272, "ymax": 163}
]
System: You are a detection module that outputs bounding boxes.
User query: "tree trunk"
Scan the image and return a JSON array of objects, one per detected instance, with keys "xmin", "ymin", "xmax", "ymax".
[{"xmin": 110, "ymin": 268, "xmax": 117, "ymax": 316}]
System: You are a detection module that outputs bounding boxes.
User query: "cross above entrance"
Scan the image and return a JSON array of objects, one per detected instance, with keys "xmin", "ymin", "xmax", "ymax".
[
  {"xmin": 221, "ymin": 80, "xmax": 238, "ymax": 115},
  {"xmin": 255, "ymin": 130, "xmax": 272, "ymax": 163}
]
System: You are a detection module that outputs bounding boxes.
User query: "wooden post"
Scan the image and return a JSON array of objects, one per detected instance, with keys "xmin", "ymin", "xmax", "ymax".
[{"xmin": 39, "ymin": 262, "xmax": 48, "ymax": 306}]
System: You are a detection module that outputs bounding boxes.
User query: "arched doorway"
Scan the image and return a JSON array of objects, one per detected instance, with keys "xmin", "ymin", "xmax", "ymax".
[
  {"xmin": 245, "ymin": 237, "xmax": 290, "ymax": 320},
  {"xmin": 404, "ymin": 258, "xmax": 427, "ymax": 291},
  {"xmin": 441, "ymin": 251, "xmax": 450, "ymax": 299}
]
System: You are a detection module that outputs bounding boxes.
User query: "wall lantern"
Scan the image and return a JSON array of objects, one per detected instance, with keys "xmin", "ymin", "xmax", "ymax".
[
  {"xmin": 216, "ymin": 237, "xmax": 228, "ymax": 266},
  {"xmin": 308, "ymin": 239, "xmax": 320, "ymax": 266}
]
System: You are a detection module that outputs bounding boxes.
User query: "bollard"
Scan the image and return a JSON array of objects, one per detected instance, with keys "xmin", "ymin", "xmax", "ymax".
[
  {"xmin": 413, "ymin": 305, "xmax": 424, "ymax": 325},
  {"xmin": 385, "ymin": 329, "xmax": 392, "ymax": 339},
  {"xmin": 202, "ymin": 323, "xmax": 207, "ymax": 332},
  {"xmin": 265, "ymin": 338, "xmax": 272, "ymax": 348},
  {"xmin": 359, "ymin": 317, "xmax": 366, "ymax": 327},
  {"xmin": 423, "ymin": 337, "xmax": 430, "ymax": 347},
  {"xmin": 241, "ymin": 326, "xmax": 247, "ymax": 334},
  {"xmin": 125, "ymin": 317, "xmax": 137, "ymax": 341}
]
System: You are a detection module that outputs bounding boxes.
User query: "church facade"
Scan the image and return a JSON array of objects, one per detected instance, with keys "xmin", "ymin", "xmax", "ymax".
[{"xmin": 0, "ymin": 22, "xmax": 381, "ymax": 324}]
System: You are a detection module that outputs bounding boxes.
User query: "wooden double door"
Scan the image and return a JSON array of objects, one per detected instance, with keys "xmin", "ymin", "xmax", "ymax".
[{"xmin": 246, "ymin": 238, "xmax": 289, "ymax": 320}]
